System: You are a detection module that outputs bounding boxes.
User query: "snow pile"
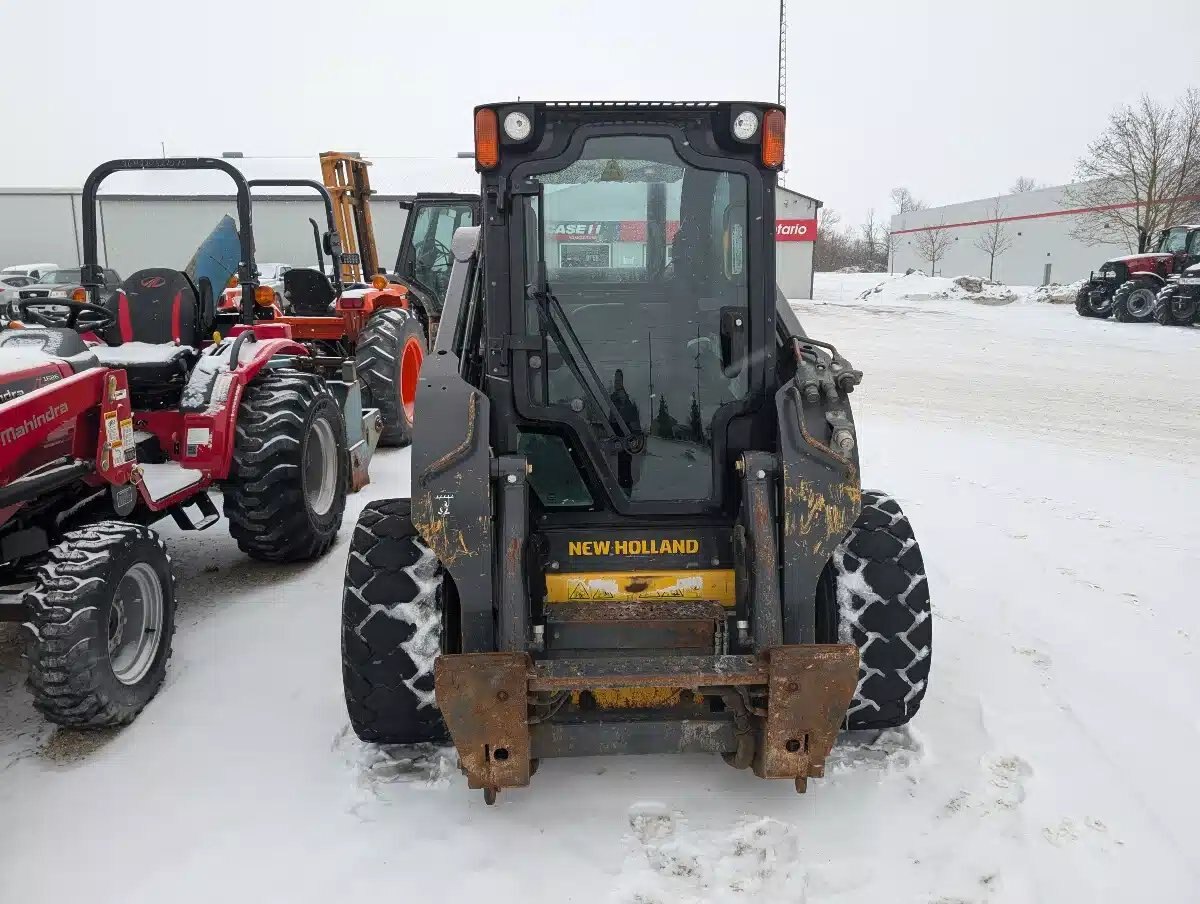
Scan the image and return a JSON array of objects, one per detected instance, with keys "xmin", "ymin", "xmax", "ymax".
[
  {"xmin": 0, "ymin": 345, "xmax": 56, "ymax": 374},
  {"xmin": 857, "ymin": 272, "xmax": 1019, "ymax": 305},
  {"xmin": 614, "ymin": 803, "xmax": 807, "ymax": 903},
  {"xmin": 92, "ymin": 341, "xmax": 192, "ymax": 365},
  {"xmin": 136, "ymin": 461, "xmax": 204, "ymax": 501},
  {"xmin": 1027, "ymin": 279, "xmax": 1086, "ymax": 304}
]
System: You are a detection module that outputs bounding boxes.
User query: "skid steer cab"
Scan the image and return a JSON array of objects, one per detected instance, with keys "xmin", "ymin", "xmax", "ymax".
[{"xmin": 340, "ymin": 102, "xmax": 933, "ymax": 804}]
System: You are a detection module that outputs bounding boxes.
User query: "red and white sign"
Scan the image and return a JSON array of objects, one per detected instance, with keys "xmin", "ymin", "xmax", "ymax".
[{"xmin": 775, "ymin": 219, "xmax": 816, "ymax": 242}]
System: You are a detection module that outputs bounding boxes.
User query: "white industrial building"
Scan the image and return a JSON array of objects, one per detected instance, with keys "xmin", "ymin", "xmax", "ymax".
[
  {"xmin": 889, "ymin": 183, "xmax": 1137, "ymax": 286},
  {"xmin": 0, "ymin": 160, "xmax": 818, "ymax": 298}
]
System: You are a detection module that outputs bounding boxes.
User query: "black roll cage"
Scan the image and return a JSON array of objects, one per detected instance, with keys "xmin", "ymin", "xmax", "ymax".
[
  {"xmin": 80, "ymin": 157, "xmax": 260, "ymax": 325},
  {"xmin": 246, "ymin": 178, "xmax": 345, "ymax": 296}
]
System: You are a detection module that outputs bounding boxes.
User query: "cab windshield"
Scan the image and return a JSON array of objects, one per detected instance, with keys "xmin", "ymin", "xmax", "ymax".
[
  {"xmin": 1158, "ymin": 227, "xmax": 1189, "ymax": 253},
  {"xmin": 519, "ymin": 133, "xmax": 750, "ymax": 505}
]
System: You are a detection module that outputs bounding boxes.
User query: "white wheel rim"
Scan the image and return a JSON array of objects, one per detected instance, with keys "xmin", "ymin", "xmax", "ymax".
[
  {"xmin": 1127, "ymin": 288, "xmax": 1155, "ymax": 316},
  {"xmin": 304, "ymin": 417, "xmax": 338, "ymax": 517},
  {"xmin": 109, "ymin": 562, "xmax": 164, "ymax": 686}
]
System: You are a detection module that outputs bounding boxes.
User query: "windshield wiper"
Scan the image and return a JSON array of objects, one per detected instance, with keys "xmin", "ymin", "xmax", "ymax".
[{"xmin": 529, "ymin": 284, "xmax": 638, "ymax": 448}]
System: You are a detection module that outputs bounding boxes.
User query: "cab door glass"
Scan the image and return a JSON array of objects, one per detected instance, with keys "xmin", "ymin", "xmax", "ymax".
[{"xmin": 519, "ymin": 135, "xmax": 750, "ymax": 504}]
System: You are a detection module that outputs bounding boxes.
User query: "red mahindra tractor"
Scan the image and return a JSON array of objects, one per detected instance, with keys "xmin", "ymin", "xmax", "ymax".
[
  {"xmin": 0, "ymin": 157, "xmax": 377, "ymax": 728},
  {"xmin": 1075, "ymin": 224, "xmax": 1200, "ymax": 322}
]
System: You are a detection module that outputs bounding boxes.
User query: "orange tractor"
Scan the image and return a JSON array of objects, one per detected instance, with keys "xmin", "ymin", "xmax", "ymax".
[{"xmin": 224, "ymin": 152, "xmax": 476, "ymax": 447}]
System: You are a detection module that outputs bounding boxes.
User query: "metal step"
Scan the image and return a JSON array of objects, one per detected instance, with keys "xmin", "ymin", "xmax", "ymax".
[
  {"xmin": 543, "ymin": 600, "xmax": 728, "ymax": 656},
  {"xmin": 529, "ymin": 653, "xmax": 765, "ymax": 691}
]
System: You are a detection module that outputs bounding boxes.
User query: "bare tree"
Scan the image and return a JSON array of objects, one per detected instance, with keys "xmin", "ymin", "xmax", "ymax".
[
  {"xmin": 882, "ymin": 229, "xmax": 898, "ymax": 273},
  {"xmin": 889, "ymin": 186, "xmax": 927, "ymax": 214},
  {"xmin": 1009, "ymin": 176, "xmax": 1041, "ymax": 193},
  {"xmin": 972, "ymin": 199, "xmax": 1014, "ymax": 280},
  {"xmin": 860, "ymin": 208, "xmax": 882, "ymax": 259},
  {"xmin": 1064, "ymin": 89, "xmax": 1200, "ymax": 252},
  {"xmin": 914, "ymin": 222, "xmax": 954, "ymax": 276}
]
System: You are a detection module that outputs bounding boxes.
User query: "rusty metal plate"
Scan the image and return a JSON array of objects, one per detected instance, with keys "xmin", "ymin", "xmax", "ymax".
[
  {"xmin": 530, "ymin": 654, "xmax": 767, "ymax": 691},
  {"xmin": 545, "ymin": 601, "xmax": 726, "ymax": 653},
  {"xmin": 754, "ymin": 644, "xmax": 859, "ymax": 790},
  {"xmin": 434, "ymin": 653, "xmax": 532, "ymax": 795}
]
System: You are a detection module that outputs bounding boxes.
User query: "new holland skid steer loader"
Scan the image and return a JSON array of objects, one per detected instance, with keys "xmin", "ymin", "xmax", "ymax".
[{"xmin": 341, "ymin": 101, "xmax": 932, "ymax": 803}]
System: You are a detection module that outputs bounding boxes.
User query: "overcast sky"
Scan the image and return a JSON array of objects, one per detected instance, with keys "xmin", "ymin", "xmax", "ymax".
[{"xmin": 2, "ymin": 0, "xmax": 1196, "ymax": 226}]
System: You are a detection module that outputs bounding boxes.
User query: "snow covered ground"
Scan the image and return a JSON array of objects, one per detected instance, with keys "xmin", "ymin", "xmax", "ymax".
[{"xmin": 2, "ymin": 272, "xmax": 1198, "ymax": 903}]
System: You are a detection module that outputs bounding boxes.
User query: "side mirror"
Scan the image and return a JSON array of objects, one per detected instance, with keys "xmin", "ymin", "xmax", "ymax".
[{"xmin": 719, "ymin": 306, "xmax": 747, "ymax": 378}]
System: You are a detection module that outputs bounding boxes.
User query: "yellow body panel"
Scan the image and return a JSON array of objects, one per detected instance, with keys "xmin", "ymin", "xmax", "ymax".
[{"xmin": 544, "ymin": 569, "xmax": 735, "ymax": 605}]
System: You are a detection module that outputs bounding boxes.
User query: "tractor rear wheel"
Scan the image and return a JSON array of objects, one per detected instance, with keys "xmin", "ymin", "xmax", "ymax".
[
  {"xmin": 355, "ymin": 307, "xmax": 426, "ymax": 448},
  {"xmin": 1153, "ymin": 285, "xmax": 1198, "ymax": 326},
  {"xmin": 224, "ymin": 370, "xmax": 349, "ymax": 562},
  {"xmin": 1111, "ymin": 279, "xmax": 1159, "ymax": 323},
  {"xmin": 1074, "ymin": 282, "xmax": 1112, "ymax": 318},
  {"xmin": 341, "ymin": 498, "xmax": 449, "ymax": 745},
  {"xmin": 24, "ymin": 521, "xmax": 176, "ymax": 727},
  {"xmin": 821, "ymin": 490, "xmax": 931, "ymax": 730}
]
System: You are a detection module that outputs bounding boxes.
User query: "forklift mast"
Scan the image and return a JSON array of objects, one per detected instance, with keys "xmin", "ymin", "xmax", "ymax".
[{"xmin": 319, "ymin": 151, "xmax": 380, "ymax": 284}]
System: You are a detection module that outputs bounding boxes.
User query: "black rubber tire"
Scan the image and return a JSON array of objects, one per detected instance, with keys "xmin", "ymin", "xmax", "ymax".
[
  {"xmin": 1111, "ymin": 279, "xmax": 1159, "ymax": 323},
  {"xmin": 224, "ymin": 369, "xmax": 349, "ymax": 562},
  {"xmin": 341, "ymin": 498, "xmax": 449, "ymax": 744},
  {"xmin": 826, "ymin": 490, "xmax": 931, "ymax": 730},
  {"xmin": 1153, "ymin": 285, "xmax": 1197, "ymax": 327},
  {"xmin": 24, "ymin": 522, "xmax": 176, "ymax": 727},
  {"xmin": 355, "ymin": 307, "xmax": 426, "ymax": 448},
  {"xmin": 1074, "ymin": 283, "xmax": 1111, "ymax": 318}
]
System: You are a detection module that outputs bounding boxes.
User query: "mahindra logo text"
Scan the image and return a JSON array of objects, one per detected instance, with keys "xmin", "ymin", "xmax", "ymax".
[
  {"xmin": 0, "ymin": 403, "xmax": 70, "ymax": 446},
  {"xmin": 141, "ymin": 276, "xmax": 166, "ymax": 288}
]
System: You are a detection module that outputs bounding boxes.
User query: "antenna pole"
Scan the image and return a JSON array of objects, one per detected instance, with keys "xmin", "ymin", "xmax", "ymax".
[{"xmin": 777, "ymin": 0, "xmax": 788, "ymax": 107}]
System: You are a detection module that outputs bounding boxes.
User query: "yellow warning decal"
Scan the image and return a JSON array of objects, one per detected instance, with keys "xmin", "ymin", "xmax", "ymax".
[{"xmin": 545, "ymin": 569, "xmax": 735, "ymax": 606}]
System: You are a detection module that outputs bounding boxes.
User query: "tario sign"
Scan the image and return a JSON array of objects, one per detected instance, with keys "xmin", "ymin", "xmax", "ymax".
[{"xmin": 567, "ymin": 538, "xmax": 701, "ymax": 557}]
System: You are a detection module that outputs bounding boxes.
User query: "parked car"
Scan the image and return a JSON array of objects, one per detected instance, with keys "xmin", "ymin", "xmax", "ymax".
[
  {"xmin": 9, "ymin": 267, "xmax": 122, "ymax": 319},
  {"xmin": 0, "ymin": 274, "xmax": 37, "ymax": 314},
  {"xmin": 1, "ymin": 263, "xmax": 58, "ymax": 281}
]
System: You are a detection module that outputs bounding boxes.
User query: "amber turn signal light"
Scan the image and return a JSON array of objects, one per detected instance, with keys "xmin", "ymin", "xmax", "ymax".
[
  {"xmin": 761, "ymin": 109, "xmax": 785, "ymax": 169},
  {"xmin": 475, "ymin": 108, "xmax": 500, "ymax": 170}
]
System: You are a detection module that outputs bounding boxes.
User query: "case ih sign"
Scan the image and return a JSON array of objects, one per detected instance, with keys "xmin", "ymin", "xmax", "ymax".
[
  {"xmin": 776, "ymin": 219, "xmax": 816, "ymax": 242},
  {"xmin": 551, "ymin": 221, "xmax": 681, "ymax": 242}
]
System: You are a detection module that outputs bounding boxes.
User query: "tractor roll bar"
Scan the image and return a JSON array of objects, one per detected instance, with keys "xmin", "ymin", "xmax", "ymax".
[
  {"xmin": 80, "ymin": 157, "xmax": 260, "ymax": 325},
  {"xmin": 247, "ymin": 178, "xmax": 344, "ymax": 296}
]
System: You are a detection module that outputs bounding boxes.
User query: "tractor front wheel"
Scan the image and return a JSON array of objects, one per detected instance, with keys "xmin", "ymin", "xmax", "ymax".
[
  {"xmin": 821, "ymin": 490, "xmax": 932, "ymax": 731},
  {"xmin": 224, "ymin": 370, "xmax": 349, "ymax": 562},
  {"xmin": 1074, "ymin": 282, "xmax": 1112, "ymax": 318},
  {"xmin": 24, "ymin": 522, "xmax": 177, "ymax": 727},
  {"xmin": 355, "ymin": 307, "xmax": 426, "ymax": 448},
  {"xmin": 1111, "ymin": 279, "xmax": 1159, "ymax": 323},
  {"xmin": 341, "ymin": 498, "xmax": 449, "ymax": 745},
  {"xmin": 1153, "ymin": 285, "xmax": 1198, "ymax": 326}
]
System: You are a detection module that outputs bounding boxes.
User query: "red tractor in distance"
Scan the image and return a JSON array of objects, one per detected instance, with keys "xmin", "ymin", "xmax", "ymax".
[
  {"xmin": 0, "ymin": 157, "xmax": 377, "ymax": 729},
  {"xmin": 1075, "ymin": 224, "xmax": 1200, "ymax": 322}
]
